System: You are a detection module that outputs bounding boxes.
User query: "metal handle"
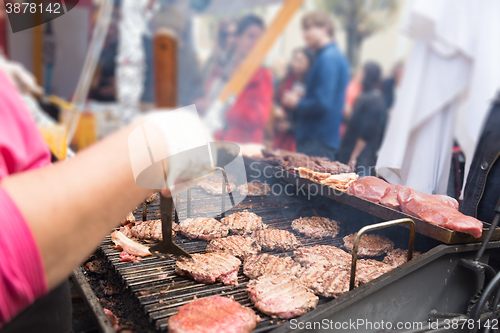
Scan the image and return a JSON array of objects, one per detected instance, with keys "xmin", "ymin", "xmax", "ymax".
[
  {"xmin": 187, "ymin": 188, "xmax": 192, "ymax": 218},
  {"xmin": 142, "ymin": 201, "xmax": 147, "ymax": 222},
  {"xmin": 349, "ymin": 218, "xmax": 416, "ymax": 290},
  {"xmin": 214, "ymin": 167, "xmax": 235, "ymax": 217}
]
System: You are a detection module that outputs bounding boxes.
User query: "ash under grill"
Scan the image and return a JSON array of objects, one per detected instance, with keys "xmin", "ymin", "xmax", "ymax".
[{"xmin": 98, "ymin": 178, "xmax": 433, "ymax": 332}]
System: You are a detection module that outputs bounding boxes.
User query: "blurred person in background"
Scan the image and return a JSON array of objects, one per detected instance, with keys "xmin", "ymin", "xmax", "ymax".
[
  {"xmin": 282, "ymin": 11, "xmax": 349, "ymax": 160},
  {"xmin": 215, "ymin": 14, "xmax": 273, "ymax": 144},
  {"xmin": 272, "ymin": 47, "xmax": 315, "ymax": 151},
  {"xmin": 381, "ymin": 61, "xmax": 404, "ymax": 112},
  {"xmin": 337, "ymin": 61, "xmax": 387, "ymax": 177},
  {"xmin": 341, "ymin": 68, "xmax": 363, "ymax": 138},
  {"xmin": 201, "ymin": 18, "xmax": 237, "ymax": 84}
]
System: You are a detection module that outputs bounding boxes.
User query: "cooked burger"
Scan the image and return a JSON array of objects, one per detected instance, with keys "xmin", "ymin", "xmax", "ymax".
[
  {"xmin": 175, "ymin": 252, "xmax": 241, "ymax": 286},
  {"xmin": 243, "ymin": 253, "xmax": 302, "ymax": 279},
  {"xmin": 252, "ymin": 229, "xmax": 301, "ymax": 252},
  {"xmin": 291, "ymin": 217, "xmax": 340, "ymax": 238},
  {"xmin": 293, "ymin": 245, "xmax": 351, "ymax": 268},
  {"xmin": 220, "ymin": 210, "xmax": 266, "ymax": 235},
  {"xmin": 383, "ymin": 248, "xmax": 421, "ymax": 267},
  {"xmin": 206, "ymin": 235, "xmax": 261, "ymax": 259},
  {"xmin": 247, "ymin": 274, "xmax": 318, "ymax": 319},
  {"xmin": 343, "ymin": 234, "xmax": 394, "ymax": 257},
  {"xmin": 298, "ymin": 263, "xmax": 351, "ymax": 298},
  {"xmin": 238, "ymin": 182, "xmax": 272, "ymax": 196},
  {"xmin": 178, "ymin": 217, "xmax": 228, "ymax": 241}
]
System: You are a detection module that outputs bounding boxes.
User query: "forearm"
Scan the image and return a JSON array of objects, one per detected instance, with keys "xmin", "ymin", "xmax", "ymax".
[
  {"xmin": 1, "ymin": 121, "xmax": 153, "ymax": 290},
  {"xmin": 350, "ymin": 138, "xmax": 367, "ymax": 162}
]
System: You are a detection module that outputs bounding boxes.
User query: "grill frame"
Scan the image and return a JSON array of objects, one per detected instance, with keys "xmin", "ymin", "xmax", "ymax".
[{"xmin": 97, "ymin": 176, "xmax": 442, "ymax": 332}]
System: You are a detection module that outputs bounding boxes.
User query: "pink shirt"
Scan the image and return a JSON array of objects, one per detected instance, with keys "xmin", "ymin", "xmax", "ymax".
[{"xmin": 0, "ymin": 70, "xmax": 51, "ymax": 326}]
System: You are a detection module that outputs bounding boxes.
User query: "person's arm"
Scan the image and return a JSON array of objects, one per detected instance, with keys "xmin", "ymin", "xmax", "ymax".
[
  {"xmin": 295, "ymin": 58, "xmax": 338, "ymax": 118},
  {"xmin": 348, "ymin": 138, "xmax": 367, "ymax": 170},
  {"xmin": 226, "ymin": 69, "xmax": 273, "ymax": 128},
  {"xmin": 1, "ymin": 122, "xmax": 153, "ymax": 291}
]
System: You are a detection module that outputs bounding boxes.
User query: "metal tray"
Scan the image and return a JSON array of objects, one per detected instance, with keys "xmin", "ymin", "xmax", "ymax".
[{"xmin": 246, "ymin": 158, "xmax": 500, "ymax": 244}]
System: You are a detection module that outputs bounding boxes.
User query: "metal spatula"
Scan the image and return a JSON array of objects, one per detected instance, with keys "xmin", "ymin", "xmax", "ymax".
[{"xmin": 149, "ymin": 194, "xmax": 191, "ymax": 259}]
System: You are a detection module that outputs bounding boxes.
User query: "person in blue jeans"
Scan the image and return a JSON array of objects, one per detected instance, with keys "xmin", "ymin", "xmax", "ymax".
[{"xmin": 282, "ymin": 11, "xmax": 349, "ymax": 160}]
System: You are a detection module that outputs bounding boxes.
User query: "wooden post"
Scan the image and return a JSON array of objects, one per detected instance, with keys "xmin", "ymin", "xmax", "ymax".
[{"xmin": 154, "ymin": 29, "xmax": 177, "ymax": 108}]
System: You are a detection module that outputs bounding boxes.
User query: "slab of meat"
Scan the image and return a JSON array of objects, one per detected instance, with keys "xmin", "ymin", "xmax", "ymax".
[
  {"xmin": 296, "ymin": 167, "xmax": 331, "ymax": 183},
  {"xmin": 168, "ymin": 296, "xmax": 260, "ymax": 333},
  {"xmin": 346, "ymin": 176, "xmax": 392, "ymax": 203},
  {"xmin": 175, "ymin": 252, "xmax": 241, "ymax": 286},
  {"xmin": 343, "ymin": 233, "xmax": 394, "ymax": 257},
  {"xmin": 178, "ymin": 217, "xmax": 229, "ymax": 241},
  {"xmin": 311, "ymin": 158, "xmax": 352, "ymax": 174},
  {"xmin": 383, "ymin": 248, "xmax": 421, "ymax": 267},
  {"xmin": 320, "ymin": 172, "xmax": 359, "ymax": 191},
  {"xmin": 206, "ymin": 235, "xmax": 261, "ymax": 259},
  {"xmin": 238, "ymin": 182, "xmax": 271, "ymax": 196},
  {"xmin": 261, "ymin": 156, "xmax": 285, "ymax": 167},
  {"xmin": 247, "ymin": 274, "xmax": 318, "ymax": 319},
  {"xmin": 381, "ymin": 184, "xmax": 459, "ymax": 211},
  {"xmin": 293, "ymin": 245, "xmax": 351, "ymax": 268},
  {"xmin": 121, "ymin": 212, "xmax": 136, "ymax": 226},
  {"xmin": 355, "ymin": 259, "xmax": 394, "ymax": 284},
  {"xmin": 110, "ymin": 230, "xmax": 151, "ymax": 257},
  {"xmin": 243, "ymin": 253, "xmax": 302, "ymax": 279},
  {"xmin": 298, "ymin": 263, "xmax": 351, "ymax": 298},
  {"xmin": 220, "ymin": 210, "xmax": 267, "ymax": 235},
  {"xmin": 252, "ymin": 229, "xmax": 301, "ymax": 251},
  {"xmin": 398, "ymin": 187, "xmax": 483, "ymax": 238},
  {"xmin": 291, "ymin": 216, "xmax": 340, "ymax": 238}
]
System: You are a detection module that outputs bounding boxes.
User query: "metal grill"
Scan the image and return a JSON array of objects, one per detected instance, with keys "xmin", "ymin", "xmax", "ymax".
[{"xmin": 97, "ymin": 180, "xmax": 401, "ymax": 332}]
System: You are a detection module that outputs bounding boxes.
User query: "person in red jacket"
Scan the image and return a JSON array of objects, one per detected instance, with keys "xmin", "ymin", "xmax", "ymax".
[{"xmin": 218, "ymin": 15, "xmax": 273, "ymax": 144}]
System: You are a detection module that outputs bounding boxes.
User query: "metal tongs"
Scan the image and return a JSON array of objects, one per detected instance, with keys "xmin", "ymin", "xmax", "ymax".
[{"xmin": 149, "ymin": 194, "xmax": 192, "ymax": 260}]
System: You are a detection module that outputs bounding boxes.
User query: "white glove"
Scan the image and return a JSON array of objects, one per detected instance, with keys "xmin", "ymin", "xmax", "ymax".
[
  {"xmin": 128, "ymin": 105, "xmax": 215, "ymax": 195},
  {"xmin": 0, "ymin": 55, "xmax": 44, "ymax": 96}
]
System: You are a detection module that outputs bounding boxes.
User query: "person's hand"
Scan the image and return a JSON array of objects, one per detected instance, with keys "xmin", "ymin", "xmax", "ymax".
[
  {"xmin": 274, "ymin": 106, "xmax": 286, "ymax": 120},
  {"xmin": 128, "ymin": 106, "xmax": 215, "ymax": 197},
  {"xmin": 282, "ymin": 91, "xmax": 300, "ymax": 109},
  {"xmin": 0, "ymin": 56, "xmax": 44, "ymax": 96},
  {"xmin": 348, "ymin": 158, "xmax": 357, "ymax": 171}
]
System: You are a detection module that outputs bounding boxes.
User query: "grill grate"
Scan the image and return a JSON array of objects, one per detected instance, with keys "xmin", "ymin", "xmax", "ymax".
[{"xmin": 98, "ymin": 181, "xmax": 420, "ymax": 332}]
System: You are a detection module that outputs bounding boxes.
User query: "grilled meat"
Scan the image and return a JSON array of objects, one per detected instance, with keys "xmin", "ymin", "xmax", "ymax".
[
  {"xmin": 168, "ymin": 296, "xmax": 260, "ymax": 333},
  {"xmin": 298, "ymin": 263, "xmax": 351, "ymax": 298},
  {"xmin": 355, "ymin": 259, "xmax": 394, "ymax": 284},
  {"xmin": 343, "ymin": 233, "xmax": 394, "ymax": 257},
  {"xmin": 296, "ymin": 167, "xmax": 331, "ymax": 183},
  {"xmin": 243, "ymin": 253, "xmax": 302, "ymax": 279},
  {"xmin": 291, "ymin": 217, "xmax": 340, "ymax": 238},
  {"xmin": 252, "ymin": 228, "xmax": 301, "ymax": 251},
  {"xmin": 261, "ymin": 156, "xmax": 285, "ymax": 167},
  {"xmin": 206, "ymin": 235, "xmax": 261, "ymax": 259},
  {"xmin": 175, "ymin": 252, "xmax": 241, "ymax": 286},
  {"xmin": 238, "ymin": 182, "xmax": 271, "ymax": 196},
  {"xmin": 320, "ymin": 173, "xmax": 359, "ymax": 191},
  {"xmin": 398, "ymin": 187, "xmax": 482, "ymax": 238},
  {"xmin": 121, "ymin": 212, "xmax": 136, "ymax": 226},
  {"xmin": 126, "ymin": 219, "xmax": 162, "ymax": 241},
  {"xmin": 110, "ymin": 230, "xmax": 151, "ymax": 257},
  {"xmin": 247, "ymin": 274, "xmax": 318, "ymax": 319},
  {"xmin": 199, "ymin": 173, "xmax": 236, "ymax": 195},
  {"xmin": 383, "ymin": 248, "xmax": 421, "ymax": 267},
  {"xmin": 145, "ymin": 192, "xmax": 158, "ymax": 203},
  {"xmin": 346, "ymin": 176, "xmax": 392, "ymax": 203},
  {"xmin": 178, "ymin": 217, "xmax": 229, "ymax": 241},
  {"xmin": 220, "ymin": 210, "xmax": 266, "ymax": 235},
  {"xmin": 293, "ymin": 245, "xmax": 351, "ymax": 268}
]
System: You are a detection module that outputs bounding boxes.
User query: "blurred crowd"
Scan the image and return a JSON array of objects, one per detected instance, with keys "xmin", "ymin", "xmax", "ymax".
[{"xmin": 89, "ymin": 5, "xmax": 405, "ymax": 176}]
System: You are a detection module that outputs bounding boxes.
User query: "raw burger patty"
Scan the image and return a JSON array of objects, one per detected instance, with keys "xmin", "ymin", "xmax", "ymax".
[{"xmin": 168, "ymin": 296, "xmax": 260, "ymax": 333}]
